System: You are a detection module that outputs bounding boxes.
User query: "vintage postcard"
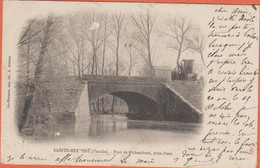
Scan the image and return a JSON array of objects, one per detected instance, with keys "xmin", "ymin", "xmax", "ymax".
[{"xmin": 1, "ymin": 1, "xmax": 259, "ymax": 168}]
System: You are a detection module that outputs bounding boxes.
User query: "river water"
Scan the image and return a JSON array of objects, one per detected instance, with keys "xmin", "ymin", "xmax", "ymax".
[
  {"xmin": 53, "ymin": 115, "xmax": 202, "ymax": 144},
  {"xmin": 47, "ymin": 82, "xmax": 202, "ymax": 143}
]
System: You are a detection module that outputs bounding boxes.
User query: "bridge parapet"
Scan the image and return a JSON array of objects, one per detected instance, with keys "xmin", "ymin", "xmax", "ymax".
[{"xmin": 82, "ymin": 75, "xmax": 167, "ymax": 85}]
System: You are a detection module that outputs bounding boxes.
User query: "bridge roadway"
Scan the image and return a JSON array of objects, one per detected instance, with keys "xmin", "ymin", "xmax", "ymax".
[
  {"xmin": 81, "ymin": 75, "xmax": 202, "ymax": 122},
  {"xmin": 82, "ymin": 75, "xmax": 168, "ymax": 84}
]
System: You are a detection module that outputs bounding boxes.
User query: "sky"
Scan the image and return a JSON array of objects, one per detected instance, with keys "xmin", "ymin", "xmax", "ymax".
[{"xmin": 4, "ymin": 1, "xmax": 254, "ymax": 70}]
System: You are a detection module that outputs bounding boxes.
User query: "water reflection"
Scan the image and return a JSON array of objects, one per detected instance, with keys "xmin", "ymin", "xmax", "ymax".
[
  {"xmin": 53, "ymin": 114, "xmax": 201, "ymax": 143},
  {"xmin": 88, "ymin": 116, "xmax": 127, "ymax": 137}
]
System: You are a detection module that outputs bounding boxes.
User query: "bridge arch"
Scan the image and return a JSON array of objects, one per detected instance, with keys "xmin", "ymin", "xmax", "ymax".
[
  {"xmin": 87, "ymin": 82, "xmax": 162, "ymax": 103},
  {"xmin": 90, "ymin": 91, "xmax": 161, "ymax": 120}
]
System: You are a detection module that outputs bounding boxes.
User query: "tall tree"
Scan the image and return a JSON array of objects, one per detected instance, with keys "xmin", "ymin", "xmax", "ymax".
[
  {"xmin": 186, "ymin": 31, "xmax": 206, "ymax": 67},
  {"xmin": 18, "ymin": 19, "xmax": 36, "ymax": 92},
  {"xmin": 101, "ymin": 16, "xmax": 108, "ymax": 75},
  {"xmin": 124, "ymin": 42, "xmax": 138, "ymax": 76},
  {"xmin": 63, "ymin": 15, "xmax": 87, "ymax": 78},
  {"xmin": 83, "ymin": 12, "xmax": 107, "ymax": 75},
  {"xmin": 161, "ymin": 17, "xmax": 194, "ymax": 79},
  {"xmin": 108, "ymin": 13, "xmax": 125, "ymax": 112},
  {"xmin": 111, "ymin": 13, "xmax": 125, "ymax": 76},
  {"xmin": 131, "ymin": 12, "xmax": 155, "ymax": 76},
  {"xmin": 19, "ymin": 16, "xmax": 58, "ymax": 131},
  {"xmin": 17, "ymin": 19, "xmax": 40, "ymax": 130}
]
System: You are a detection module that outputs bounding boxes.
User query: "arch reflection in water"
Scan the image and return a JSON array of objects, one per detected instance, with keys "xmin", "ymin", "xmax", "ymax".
[
  {"xmin": 88, "ymin": 115, "xmax": 128, "ymax": 137},
  {"xmin": 53, "ymin": 114, "xmax": 201, "ymax": 142}
]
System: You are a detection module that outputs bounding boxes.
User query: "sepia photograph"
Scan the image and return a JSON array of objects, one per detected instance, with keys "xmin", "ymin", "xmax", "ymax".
[
  {"xmin": 15, "ymin": 2, "xmax": 205, "ymax": 143},
  {"xmin": 1, "ymin": 1, "xmax": 259, "ymax": 167}
]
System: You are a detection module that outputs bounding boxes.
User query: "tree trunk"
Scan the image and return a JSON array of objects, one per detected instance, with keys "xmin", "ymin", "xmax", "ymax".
[
  {"xmin": 26, "ymin": 38, "xmax": 30, "ymax": 92},
  {"xmin": 81, "ymin": 56, "xmax": 84, "ymax": 77},
  {"xmin": 91, "ymin": 50, "xmax": 95, "ymax": 75},
  {"xmin": 147, "ymin": 36, "xmax": 153, "ymax": 76},
  {"xmin": 128, "ymin": 66, "xmax": 131, "ymax": 76},
  {"xmin": 95, "ymin": 52, "xmax": 98, "ymax": 75},
  {"xmin": 81, "ymin": 47, "xmax": 84, "ymax": 78},
  {"xmin": 128, "ymin": 46, "xmax": 132, "ymax": 77},
  {"xmin": 176, "ymin": 52, "xmax": 181, "ymax": 80},
  {"xmin": 101, "ymin": 19, "xmax": 107, "ymax": 75},
  {"xmin": 176, "ymin": 39, "xmax": 183, "ymax": 80},
  {"xmin": 19, "ymin": 17, "xmax": 53, "ymax": 131},
  {"xmin": 73, "ymin": 64, "xmax": 76, "ymax": 75},
  {"xmin": 200, "ymin": 51, "xmax": 206, "ymax": 67},
  {"xmin": 92, "ymin": 102, "xmax": 97, "ymax": 112},
  {"xmin": 102, "ymin": 47, "xmax": 105, "ymax": 75},
  {"xmin": 78, "ymin": 53, "xmax": 81, "ymax": 78},
  {"xmin": 115, "ymin": 36, "xmax": 120, "ymax": 76},
  {"xmin": 101, "ymin": 97, "xmax": 105, "ymax": 112},
  {"xmin": 97, "ymin": 98, "xmax": 100, "ymax": 112},
  {"xmin": 111, "ymin": 96, "xmax": 115, "ymax": 112}
]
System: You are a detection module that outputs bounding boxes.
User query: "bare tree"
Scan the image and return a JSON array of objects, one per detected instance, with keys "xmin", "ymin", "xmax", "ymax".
[
  {"xmin": 18, "ymin": 19, "xmax": 37, "ymax": 91},
  {"xmin": 81, "ymin": 12, "xmax": 112, "ymax": 113},
  {"xmin": 131, "ymin": 12, "xmax": 155, "ymax": 76},
  {"xmin": 18, "ymin": 18, "xmax": 43, "ymax": 46},
  {"xmin": 107, "ymin": 13, "xmax": 125, "ymax": 112},
  {"xmin": 83, "ymin": 12, "xmax": 108, "ymax": 75},
  {"xmin": 19, "ymin": 16, "xmax": 58, "ymax": 131},
  {"xmin": 124, "ymin": 43, "xmax": 138, "ymax": 76},
  {"xmin": 17, "ymin": 19, "xmax": 42, "ymax": 130},
  {"xmin": 111, "ymin": 13, "xmax": 125, "ymax": 76},
  {"xmin": 62, "ymin": 15, "xmax": 88, "ymax": 78},
  {"xmin": 101, "ymin": 16, "xmax": 108, "ymax": 75},
  {"xmin": 186, "ymin": 31, "xmax": 206, "ymax": 67},
  {"xmin": 162, "ymin": 17, "xmax": 194, "ymax": 78}
]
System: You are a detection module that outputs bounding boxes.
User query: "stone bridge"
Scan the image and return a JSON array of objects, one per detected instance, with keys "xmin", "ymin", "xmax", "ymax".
[{"xmin": 80, "ymin": 75, "xmax": 202, "ymax": 122}]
